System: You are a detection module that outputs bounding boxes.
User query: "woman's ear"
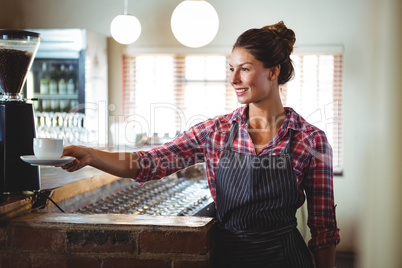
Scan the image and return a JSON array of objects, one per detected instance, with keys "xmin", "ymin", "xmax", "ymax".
[{"xmin": 269, "ymin": 64, "xmax": 281, "ymax": 81}]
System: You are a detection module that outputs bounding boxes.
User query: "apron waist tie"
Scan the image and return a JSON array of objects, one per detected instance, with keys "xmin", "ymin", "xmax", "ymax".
[{"xmin": 219, "ymin": 222, "xmax": 297, "ymax": 237}]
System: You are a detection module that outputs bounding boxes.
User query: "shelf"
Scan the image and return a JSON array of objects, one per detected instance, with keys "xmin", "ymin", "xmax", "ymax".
[{"xmin": 34, "ymin": 93, "xmax": 78, "ymax": 100}]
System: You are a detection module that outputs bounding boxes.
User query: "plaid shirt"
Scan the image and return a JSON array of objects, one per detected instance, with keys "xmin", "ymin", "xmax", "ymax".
[{"xmin": 135, "ymin": 106, "xmax": 340, "ymax": 252}]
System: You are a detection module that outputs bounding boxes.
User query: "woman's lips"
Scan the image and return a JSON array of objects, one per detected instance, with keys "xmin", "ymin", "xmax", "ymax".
[{"xmin": 235, "ymin": 88, "xmax": 249, "ymax": 96}]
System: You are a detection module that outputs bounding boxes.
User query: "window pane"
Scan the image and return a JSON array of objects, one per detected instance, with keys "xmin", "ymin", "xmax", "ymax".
[
  {"xmin": 184, "ymin": 83, "xmax": 226, "ymax": 125},
  {"xmin": 184, "ymin": 56, "xmax": 228, "ymax": 127},
  {"xmin": 135, "ymin": 56, "xmax": 176, "ymax": 136},
  {"xmin": 185, "ymin": 56, "xmax": 226, "ymax": 81},
  {"xmin": 286, "ymin": 55, "xmax": 302, "ymax": 110},
  {"xmin": 302, "ymin": 55, "xmax": 319, "ymax": 115},
  {"xmin": 205, "ymin": 56, "xmax": 226, "ymax": 80},
  {"xmin": 185, "ymin": 56, "xmax": 205, "ymax": 80}
]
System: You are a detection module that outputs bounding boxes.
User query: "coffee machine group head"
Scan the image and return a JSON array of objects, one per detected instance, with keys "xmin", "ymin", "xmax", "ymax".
[{"xmin": 0, "ymin": 30, "xmax": 41, "ymax": 194}]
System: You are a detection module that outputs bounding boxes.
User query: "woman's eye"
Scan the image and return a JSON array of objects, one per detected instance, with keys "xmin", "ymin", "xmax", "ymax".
[
  {"xmin": 229, "ymin": 67, "xmax": 234, "ymax": 72},
  {"xmin": 241, "ymin": 67, "xmax": 249, "ymax": 71}
]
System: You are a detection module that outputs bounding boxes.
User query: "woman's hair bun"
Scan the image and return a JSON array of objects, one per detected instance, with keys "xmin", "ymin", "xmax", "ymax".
[
  {"xmin": 262, "ymin": 21, "xmax": 296, "ymax": 55},
  {"xmin": 233, "ymin": 21, "xmax": 296, "ymax": 84}
]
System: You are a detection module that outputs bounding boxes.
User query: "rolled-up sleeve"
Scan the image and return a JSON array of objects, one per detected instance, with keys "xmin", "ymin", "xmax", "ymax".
[
  {"xmin": 304, "ymin": 130, "xmax": 340, "ymax": 253},
  {"xmin": 134, "ymin": 121, "xmax": 213, "ymax": 184}
]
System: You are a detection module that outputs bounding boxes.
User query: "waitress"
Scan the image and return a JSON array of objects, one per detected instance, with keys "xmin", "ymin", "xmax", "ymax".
[{"xmin": 62, "ymin": 21, "xmax": 340, "ymax": 268}]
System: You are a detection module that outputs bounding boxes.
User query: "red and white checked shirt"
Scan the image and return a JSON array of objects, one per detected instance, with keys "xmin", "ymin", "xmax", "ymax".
[{"xmin": 135, "ymin": 106, "xmax": 340, "ymax": 252}]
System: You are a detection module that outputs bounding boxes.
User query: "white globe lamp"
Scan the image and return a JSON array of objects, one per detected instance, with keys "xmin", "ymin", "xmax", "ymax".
[
  {"xmin": 110, "ymin": 14, "xmax": 141, "ymax": 45},
  {"xmin": 171, "ymin": 0, "xmax": 219, "ymax": 48},
  {"xmin": 110, "ymin": 0, "xmax": 141, "ymax": 45}
]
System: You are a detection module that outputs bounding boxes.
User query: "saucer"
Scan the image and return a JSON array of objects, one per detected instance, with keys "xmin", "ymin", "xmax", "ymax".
[{"xmin": 20, "ymin": 155, "xmax": 75, "ymax": 166}]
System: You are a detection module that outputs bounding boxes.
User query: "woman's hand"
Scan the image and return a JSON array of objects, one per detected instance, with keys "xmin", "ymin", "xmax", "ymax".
[
  {"xmin": 61, "ymin": 145, "xmax": 93, "ymax": 172},
  {"xmin": 61, "ymin": 146, "xmax": 140, "ymax": 178},
  {"xmin": 314, "ymin": 244, "xmax": 336, "ymax": 268}
]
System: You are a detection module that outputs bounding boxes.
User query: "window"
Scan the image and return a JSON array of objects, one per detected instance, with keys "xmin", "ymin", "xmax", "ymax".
[
  {"xmin": 281, "ymin": 54, "xmax": 343, "ymax": 173},
  {"xmin": 183, "ymin": 56, "xmax": 237, "ymax": 126},
  {"xmin": 123, "ymin": 55, "xmax": 237, "ymax": 137},
  {"xmin": 124, "ymin": 56, "xmax": 176, "ymax": 136},
  {"xmin": 123, "ymin": 52, "xmax": 343, "ymax": 173}
]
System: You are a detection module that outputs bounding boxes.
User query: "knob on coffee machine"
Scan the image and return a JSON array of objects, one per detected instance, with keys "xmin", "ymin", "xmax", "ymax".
[{"xmin": 0, "ymin": 30, "xmax": 41, "ymax": 193}]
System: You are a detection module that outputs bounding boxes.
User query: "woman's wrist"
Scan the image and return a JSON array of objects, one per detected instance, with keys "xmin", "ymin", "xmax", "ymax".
[{"xmin": 87, "ymin": 147, "xmax": 102, "ymax": 167}]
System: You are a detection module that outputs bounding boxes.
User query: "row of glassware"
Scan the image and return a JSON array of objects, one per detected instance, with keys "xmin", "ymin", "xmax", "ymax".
[{"xmin": 35, "ymin": 111, "xmax": 96, "ymax": 145}]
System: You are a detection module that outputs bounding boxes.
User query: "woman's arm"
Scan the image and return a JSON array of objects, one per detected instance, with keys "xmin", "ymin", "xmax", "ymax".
[
  {"xmin": 62, "ymin": 146, "xmax": 139, "ymax": 178},
  {"xmin": 302, "ymin": 129, "xmax": 340, "ymax": 264},
  {"xmin": 314, "ymin": 244, "xmax": 336, "ymax": 268},
  {"xmin": 61, "ymin": 119, "xmax": 214, "ymax": 179}
]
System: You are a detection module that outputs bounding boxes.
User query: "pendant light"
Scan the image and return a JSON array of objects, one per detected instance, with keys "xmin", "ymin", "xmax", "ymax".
[
  {"xmin": 110, "ymin": 0, "xmax": 141, "ymax": 45},
  {"xmin": 171, "ymin": 0, "xmax": 219, "ymax": 48}
]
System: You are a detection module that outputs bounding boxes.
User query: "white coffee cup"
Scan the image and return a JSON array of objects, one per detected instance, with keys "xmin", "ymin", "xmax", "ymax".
[{"xmin": 33, "ymin": 138, "xmax": 64, "ymax": 159}]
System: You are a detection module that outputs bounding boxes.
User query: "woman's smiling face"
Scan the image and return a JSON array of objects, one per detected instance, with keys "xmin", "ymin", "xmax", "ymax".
[{"xmin": 229, "ymin": 48, "xmax": 277, "ymax": 105}]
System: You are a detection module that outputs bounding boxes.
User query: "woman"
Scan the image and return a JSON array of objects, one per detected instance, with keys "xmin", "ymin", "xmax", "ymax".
[{"xmin": 62, "ymin": 21, "xmax": 340, "ymax": 267}]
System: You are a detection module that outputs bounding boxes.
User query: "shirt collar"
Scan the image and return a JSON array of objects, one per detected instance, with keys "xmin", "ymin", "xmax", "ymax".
[
  {"xmin": 283, "ymin": 107, "xmax": 304, "ymax": 131},
  {"xmin": 229, "ymin": 105, "xmax": 248, "ymax": 124},
  {"xmin": 229, "ymin": 105, "xmax": 304, "ymax": 132}
]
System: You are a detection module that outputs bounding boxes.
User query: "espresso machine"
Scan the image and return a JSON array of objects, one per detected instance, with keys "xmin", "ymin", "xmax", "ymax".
[{"xmin": 0, "ymin": 30, "xmax": 41, "ymax": 194}]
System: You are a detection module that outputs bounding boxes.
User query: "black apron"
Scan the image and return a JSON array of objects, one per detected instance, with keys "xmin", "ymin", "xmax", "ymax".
[{"xmin": 214, "ymin": 121, "xmax": 314, "ymax": 268}]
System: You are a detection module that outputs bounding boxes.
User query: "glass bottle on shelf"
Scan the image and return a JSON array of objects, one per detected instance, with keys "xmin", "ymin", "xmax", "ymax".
[
  {"xmin": 39, "ymin": 62, "xmax": 49, "ymax": 95},
  {"xmin": 60, "ymin": 99, "xmax": 70, "ymax": 113},
  {"xmin": 49, "ymin": 65, "xmax": 59, "ymax": 94},
  {"xmin": 51, "ymin": 100, "xmax": 60, "ymax": 112},
  {"xmin": 42, "ymin": 100, "xmax": 52, "ymax": 112},
  {"xmin": 70, "ymin": 100, "xmax": 79, "ymax": 111},
  {"xmin": 32, "ymin": 99, "xmax": 41, "ymax": 111},
  {"xmin": 67, "ymin": 64, "xmax": 76, "ymax": 95},
  {"xmin": 58, "ymin": 64, "xmax": 67, "ymax": 95}
]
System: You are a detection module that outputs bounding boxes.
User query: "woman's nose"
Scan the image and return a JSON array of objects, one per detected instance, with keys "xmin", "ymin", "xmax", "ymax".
[{"xmin": 230, "ymin": 70, "xmax": 240, "ymax": 85}]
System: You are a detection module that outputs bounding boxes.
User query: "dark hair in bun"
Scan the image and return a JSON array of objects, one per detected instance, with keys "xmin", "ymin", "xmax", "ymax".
[{"xmin": 233, "ymin": 21, "xmax": 296, "ymax": 85}]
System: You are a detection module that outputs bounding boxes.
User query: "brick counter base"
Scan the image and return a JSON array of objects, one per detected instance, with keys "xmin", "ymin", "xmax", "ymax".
[{"xmin": 0, "ymin": 213, "xmax": 216, "ymax": 268}]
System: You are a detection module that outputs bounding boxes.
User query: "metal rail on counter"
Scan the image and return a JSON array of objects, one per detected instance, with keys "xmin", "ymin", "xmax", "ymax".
[
  {"xmin": 40, "ymin": 162, "xmax": 215, "ymax": 218},
  {"xmin": 76, "ymin": 176, "xmax": 214, "ymax": 217}
]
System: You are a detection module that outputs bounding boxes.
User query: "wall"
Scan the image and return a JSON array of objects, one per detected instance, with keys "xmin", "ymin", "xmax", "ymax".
[
  {"xmin": 85, "ymin": 30, "xmax": 109, "ymax": 146},
  {"xmin": 106, "ymin": 39, "xmax": 125, "ymax": 145},
  {"xmin": 358, "ymin": 1, "xmax": 402, "ymax": 267},
  {"xmin": 1, "ymin": 0, "xmax": 401, "ymax": 265}
]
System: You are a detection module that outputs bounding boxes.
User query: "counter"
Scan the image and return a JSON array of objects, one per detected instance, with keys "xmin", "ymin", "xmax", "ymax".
[
  {"xmin": 0, "ymin": 165, "xmax": 216, "ymax": 268},
  {"xmin": 0, "ymin": 165, "xmax": 120, "ymax": 220}
]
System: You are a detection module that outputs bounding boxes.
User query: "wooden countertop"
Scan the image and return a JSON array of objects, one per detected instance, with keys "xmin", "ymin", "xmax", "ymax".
[
  {"xmin": 0, "ymin": 154, "xmax": 128, "ymax": 221},
  {"xmin": 39, "ymin": 165, "xmax": 125, "ymax": 206},
  {"xmin": 40, "ymin": 165, "xmax": 111, "ymax": 190}
]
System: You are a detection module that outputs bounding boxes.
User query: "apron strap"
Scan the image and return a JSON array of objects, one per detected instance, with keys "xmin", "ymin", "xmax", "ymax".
[
  {"xmin": 283, "ymin": 128, "xmax": 294, "ymax": 154},
  {"xmin": 224, "ymin": 121, "xmax": 239, "ymax": 151}
]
